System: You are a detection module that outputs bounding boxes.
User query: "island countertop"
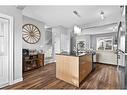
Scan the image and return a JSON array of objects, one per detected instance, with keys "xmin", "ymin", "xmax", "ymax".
[{"xmin": 56, "ymin": 52, "xmax": 93, "ymax": 57}]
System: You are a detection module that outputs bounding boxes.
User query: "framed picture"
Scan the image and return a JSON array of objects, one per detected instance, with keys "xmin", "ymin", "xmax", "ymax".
[{"xmin": 97, "ymin": 37, "xmax": 113, "ymax": 51}]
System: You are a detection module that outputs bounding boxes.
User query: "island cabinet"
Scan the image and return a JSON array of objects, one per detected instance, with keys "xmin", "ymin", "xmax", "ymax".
[{"xmin": 56, "ymin": 54, "xmax": 92, "ymax": 87}]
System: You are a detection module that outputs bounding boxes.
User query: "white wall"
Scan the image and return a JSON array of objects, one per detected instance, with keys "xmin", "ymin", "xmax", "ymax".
[
  {"xmin": 0, "ymin": 6, "xmax": 22, "ymax": 80},
  {"xmin": 90, "ymin": 32, "xmax": 117, "ymax": 50},
  {"xmin": 23, "ymin": 16, "xmax": 45, "ymax": 50}
]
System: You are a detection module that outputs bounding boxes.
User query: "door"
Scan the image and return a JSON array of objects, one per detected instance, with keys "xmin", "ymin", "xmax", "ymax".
[{"xmin": 0, "ymin": 17, "xmax": 9, "ymax": 86}]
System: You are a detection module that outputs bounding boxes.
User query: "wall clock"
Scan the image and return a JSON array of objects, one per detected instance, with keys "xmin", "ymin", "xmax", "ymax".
[{"xmin": 22, "ymin": 24, "xmax": 41, "ymax": 44}]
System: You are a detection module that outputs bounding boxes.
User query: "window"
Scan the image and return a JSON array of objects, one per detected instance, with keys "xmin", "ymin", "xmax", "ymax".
[{"xmin": 97, "ymin": 37, "xmax": 113, "ymax": 51}]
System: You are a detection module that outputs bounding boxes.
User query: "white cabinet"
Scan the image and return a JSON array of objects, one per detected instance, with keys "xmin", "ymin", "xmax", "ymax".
[{"xmin": 96, "ymin": 51, "xmax": 117, "ymax": 65}]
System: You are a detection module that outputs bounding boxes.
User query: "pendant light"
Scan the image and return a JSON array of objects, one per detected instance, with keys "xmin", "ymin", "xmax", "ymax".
[{"xmin": 100, "ymin": 11, "xmax": 104, "ymax": 20}]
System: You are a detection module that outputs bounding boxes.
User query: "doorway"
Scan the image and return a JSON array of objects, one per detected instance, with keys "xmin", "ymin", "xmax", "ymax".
[{"xmin": 0, "ymin": 13, "xmax": 13, "ymax": 88}]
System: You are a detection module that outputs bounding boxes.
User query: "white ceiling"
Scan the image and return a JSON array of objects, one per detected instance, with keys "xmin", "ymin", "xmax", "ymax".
[{"xmin": 23, "ymin": 6, "xmax": 123, "ymax": 28}]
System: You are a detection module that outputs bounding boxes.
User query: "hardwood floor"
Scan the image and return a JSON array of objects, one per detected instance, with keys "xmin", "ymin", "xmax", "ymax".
[{"xmin": 2, "ymin": 63, "xmax": 121, "ymax": 89}]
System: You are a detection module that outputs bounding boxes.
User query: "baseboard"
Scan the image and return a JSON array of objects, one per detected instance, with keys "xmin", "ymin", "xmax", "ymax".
[
  {"xmin": 45, "ymin": 58, "xmax": 55, "ymax": 64},
  {"xmin": 96, "ymin": 62, "xmax": 117, "ymax": 66},
  {"xmin": 96, "ymin": 62, "xmax": 126, "ymax": 67},
  {"xmin": 11, "ymin": 77, "xmax": 23, "ymax": 85},
  {"xmin": 0, "ymin": 83, "xmax": 9, "ymax": 88},
  {"xmin": 0, "ymin": 78, "xmax": 23, "ymax": 88}
]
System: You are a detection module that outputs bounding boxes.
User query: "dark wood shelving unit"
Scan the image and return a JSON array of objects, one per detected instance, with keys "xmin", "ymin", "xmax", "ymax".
[{"xmin": 23, "ymin": 54, "xmax": 44, "ymax": 72}]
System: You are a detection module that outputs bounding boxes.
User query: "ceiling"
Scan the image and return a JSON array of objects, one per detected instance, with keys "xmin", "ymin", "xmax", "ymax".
[{"xmin": 23, "ymin": 6, "xmax": 124, "ymax": 28}]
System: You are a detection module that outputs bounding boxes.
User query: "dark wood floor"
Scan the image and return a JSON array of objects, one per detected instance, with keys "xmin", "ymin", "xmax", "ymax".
[{"xmin": 2, "ymin": 63, "xmax": 121, "ymax": 89}]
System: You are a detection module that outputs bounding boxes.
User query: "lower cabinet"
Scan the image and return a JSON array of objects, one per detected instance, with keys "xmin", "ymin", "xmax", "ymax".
[{"xmin": 96, "ymin": 51, "xmax": 117, "ymax": 65}]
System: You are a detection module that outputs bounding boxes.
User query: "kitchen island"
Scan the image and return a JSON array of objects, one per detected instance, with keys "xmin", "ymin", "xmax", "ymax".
[{"xmin": 56, "ymin": 53, "xmax": 93, "ymax": 87}]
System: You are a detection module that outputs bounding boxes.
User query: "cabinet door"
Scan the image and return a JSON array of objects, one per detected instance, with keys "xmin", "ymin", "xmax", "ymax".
[
  {"xmin": 79, "ymin": 55, "xmax": 92, "ymax": 82},
  {"xmin": 56, "ymin": 55, "xmax": 79, "ymax": 87},
  {"xmin": 64, "ymin": 56, "xmax": 79, "ymax": 86},
  {"xmin": 56, "ymin": 55, "xmax": 64, "ymax": 78},
  {"xmin": 38, "ymin": 54, "xmax": 44, "ymax": 66}
]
